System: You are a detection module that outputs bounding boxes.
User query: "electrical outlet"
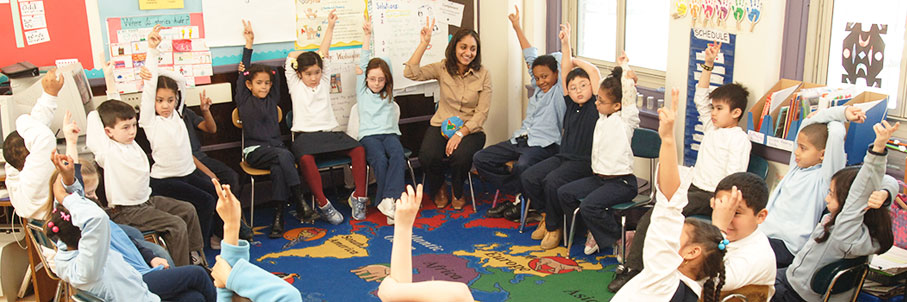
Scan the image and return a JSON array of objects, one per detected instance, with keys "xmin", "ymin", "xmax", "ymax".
[{"xmin": 121, "ymin": 92, "xmax": 143, "ymax": 111}]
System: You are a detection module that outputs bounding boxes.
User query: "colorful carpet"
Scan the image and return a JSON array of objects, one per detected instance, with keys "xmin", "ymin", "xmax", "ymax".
[{"xmin": 206, "ymin": 189, "xmax": 621, "ymax": 302}]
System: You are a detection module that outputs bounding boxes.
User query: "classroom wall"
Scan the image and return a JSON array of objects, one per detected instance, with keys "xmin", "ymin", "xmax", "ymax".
[
  {"xmin": 665, "ymin": 1, "xmax": 789, "ymax": 188},
  {"xmin": 479, "ymin": 0, "xmax": 523, "ymax": 146}
]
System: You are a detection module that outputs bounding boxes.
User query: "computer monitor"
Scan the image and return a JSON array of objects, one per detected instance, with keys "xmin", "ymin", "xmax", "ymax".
[{"xmin": 5, "ymin": 63, "xmax": 95, "ymax": 140}]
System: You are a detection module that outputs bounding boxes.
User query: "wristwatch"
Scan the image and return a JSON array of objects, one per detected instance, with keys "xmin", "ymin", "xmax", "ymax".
[{"xmin": 700, "ymin": 63, "xmax": 714, "ymax": 71}]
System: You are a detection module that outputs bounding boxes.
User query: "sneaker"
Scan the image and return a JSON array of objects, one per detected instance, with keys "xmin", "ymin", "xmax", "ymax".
[
  {"xmin": 210, "ymin": 236, "xmax": 222, "ymax": 250},
  {"xmin": 318, "ymin": 202, "xmax": 344, "ymax": 225},
  {"xmin": 377, "ymin": 198, "xmax": 396, "ymax": 219},
  {"xmin": 348, "ymin": 193, "xmax": 368, "ymax": 220},
  {"xmin": 584, "ymin": 232, "xmax": 599, "ymax": 255}
]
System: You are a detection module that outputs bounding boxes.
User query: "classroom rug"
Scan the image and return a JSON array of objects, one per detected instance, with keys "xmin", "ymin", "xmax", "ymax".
[{"xmin": 206, "ymin": 188, "xmax": 621, "ymax": 302}]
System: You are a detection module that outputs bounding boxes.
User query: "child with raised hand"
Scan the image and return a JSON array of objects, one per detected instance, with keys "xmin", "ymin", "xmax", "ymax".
[
  {"xmin": 613, "ymin": 41, "xmax": 752, "ymax": 291},
  {"xmin": 760, "ymin": 102, "xmax": 866, "ymax": 268},
  {"xmin": 774, "ymin": 121, "xmax": 899, "ymax": 302},
  {"xmin": 210, "ymin": 179, "xmax": 303, "ymax": 302},
  {"xmin": 356, "ymin": 15, "xmax": 404, "ymax": 224},
  {"xmin": 474, "ymin": 6, "xmax": 565, "ymax": 218},
  {"xmin": 376, "ymin": 184, "xmax": 474, "ymax": 302},
  {"xmin": 613, "ymin": 90, "xmax": 727, "ymax": 302},
  {"xmin": 521, "ymin": 22, "xmax": 601, "ymax": 250},
  {"xmin": 555, "ymin": 51, "xmax": 639, "ymax": 255},
  {"xmin": 286, "ymin": 10, "xmax": 368, "ymax": 225},
  {"xmin": 86, "ymin": 98, "xmax": 204, "ymax": 266},
  {"xmin": 3, "ymin": 69, "xmax": 64, "ymax": 220},
  {"xmin": 235, "ymin": 20, "xmax": 319, "ymax": 238},
  {"xmin": 138, "ymin": 24, "xmax": 218, "ymax": 246}
]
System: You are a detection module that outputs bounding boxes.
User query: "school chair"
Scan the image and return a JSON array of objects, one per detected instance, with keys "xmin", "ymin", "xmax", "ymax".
[
  {"xmin": 810, "ymin": 256, "xmax": 870, "ymax": 302},
  {"xmin": 23, "ymin": 219, "xmax": 68, "ymax": 301},
  {"xmin": 720, "ymin": 284, "xmax": 771, "ymax": 302},
  {"xmin": 344, "ymin": 103, "xmax": 418, "ymax": 183},
  {"xmin": 564, "ymin": 128, "xmax": 661, "ymax": 258},
  {"xmin": 232, "ymin": 107, "xmax": 283, "ymax": 228},
  {"xmin": 141, "ymin": 230, "xmax": 169, "ymax": 253},
  {"xmin": 489, "ymin": 161, "xmax": 516, "ymax": 209},
  {"xmin": 286, "ymin": 111, "xmax": 355, "ymax": 203},
  {"xmin": 71, "ymin": 287, "xmax": 106, "ymax": 302}
]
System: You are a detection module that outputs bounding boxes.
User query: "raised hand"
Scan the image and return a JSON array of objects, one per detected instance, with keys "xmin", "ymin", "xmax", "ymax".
[
  {"xmin": 242, "ymin": 19, "xmax": 254, "ymax": 46},
  {"xmin": 237, "ymin": 62, "xmax": 246, "ymax": 73},
  {"xmin": 508, "ymin": 5, "xmax": 520, "ymax": 28},
  {"xmin": 658, "ymin": 88, "xmax": 679, "ymax": 141},
  {"xmin": 419, "ymin": 17, "xmax": 435, "ymax": 45},
  {"xmin": 559, "ymin": 23, "xmax": 571, "ymax": 44},
  {"xmin": 211, "ymin": 255, "xmax": 231, "ymax": 288},
  {"xmin": 704, "ymin": 40, "xmax": 721, "ymax": 66},
  {"xmin": 616, "ymin": 51, "xmax": 629, "ymax": 66},
  {"xmin": 395, "ymin": 184, "xmax": 423, "ymax": 226},
  {"xmin": 62, "ymin": 111, "xmax": 80, "ymax": 145},
  {"xmin": 50, "ymin": 150, "xmax": 75, "ymax": 185},
  {"xmin": 147, "ymin": 24, "xmax": 163, "ymax": 49},
  {"xmin": 199, "ymin": 90, "xmax": 212, "ymax": 113},
  {"xmin": 845, "ymin": 105, "xmax": 867, "ymax": 123},
  {"xmin": 867, "ymin": 190, "xmax": 889, "ymax": 210},
  {"xmin": 872, "ymin": 120, "xmax": 900, "ymax": 153},
  {"xmin": 139, "ymin": 66, "xmax": 152, "ymax": 81},
  {"xmin": 711, "ymin": 185, "xmax": 742, "ymax": 233},
  {"xmin": 327, "ymin": 9, "xmax": 338, "ymax": 26},
  {"xmin": 42, "ymin": 68, "xmax": 65, "ymax": 97},
  {"xmin": 363, "ymin": 14, "xmax": 372, "ymax": 36},
  {"xmin": 212, "ymin": 179, "xmax": 242, "ymax": 228}
]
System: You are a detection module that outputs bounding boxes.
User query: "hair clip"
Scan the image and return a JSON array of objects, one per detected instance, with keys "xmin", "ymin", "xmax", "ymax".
[
  {"xmin": 243, "ymin": 71, "xmax": 250, "ymax": 76},
  {"xmin": 290, "ymin": 60, "xmax": 299, "ymax": 70},
  {"xmin": 52, "ymin": 226, "xmax": 59, "ymax": 233},
  {"xmin": 271, "ymin": 70, "xmax": 276, "ymax": 74},
  {"xmin": 60, "ymin": 212, "xmax": 71, "ymax": 222},
  {"xmin": 718, "ymin": 239, "xmax": 730, "ymax": 251},
  {"xmin": 47, "ymin": 222, "xmax": 55, "ymax": 228},
  {"xmin": 52, "ymin": 208, "xmax": 57, "ymax": 214}
]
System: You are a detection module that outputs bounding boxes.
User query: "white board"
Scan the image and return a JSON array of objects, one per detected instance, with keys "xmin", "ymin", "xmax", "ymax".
[
  {"xmin": 371, "ymin": 0, "xmax": 448, "ymax": 90},
  {"xmin": 201, "ymin": 0, "xmax": 296, "ymax": 47}
]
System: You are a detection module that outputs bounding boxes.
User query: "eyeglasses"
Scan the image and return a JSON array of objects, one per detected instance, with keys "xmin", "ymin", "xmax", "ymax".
[
  {"xmin": 568, "ymin": 82, "xmax": 590, "ymax": 93},
  {"xmin": 367, "ymin": 77, "xmax": 386, "ymax": 83}
]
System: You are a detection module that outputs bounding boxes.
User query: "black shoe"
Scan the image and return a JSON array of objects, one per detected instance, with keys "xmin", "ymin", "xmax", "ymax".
[
  {"xmin": 269, "ymin": 203, "xmax": 285, "ymax": 239},
  {"xmin": 239, "ymin": 222, "xmax": 253, "ymax": 241},
  {"xmin": 503, "ymin": 204, "xmax": 523, "ymax": 222},
  {"xmin": 608, "ymin": 267, "xmax": 640, "ymax": 292},
  {"xmin": 486, "ymin": 202, "xmax": 514, "ymax": 218},
  {"xmin": 294, "ymin": 199, "xmax": 321, "ymax": 223}
]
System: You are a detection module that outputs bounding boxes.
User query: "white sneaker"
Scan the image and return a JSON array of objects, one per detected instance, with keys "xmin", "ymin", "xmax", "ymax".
[
  {"xmin": 377, "ymin": 198, "xmax": 396, "ymax": 219},
  {"xmin": 584, "ymin": 232, "xmax": 599, "ymax": 255}
]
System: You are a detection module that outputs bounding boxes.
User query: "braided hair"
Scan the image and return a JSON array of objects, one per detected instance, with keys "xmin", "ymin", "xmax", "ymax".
[{"xmin": 685, "ymin": 218, "xmax": 727, "ymax": 302}]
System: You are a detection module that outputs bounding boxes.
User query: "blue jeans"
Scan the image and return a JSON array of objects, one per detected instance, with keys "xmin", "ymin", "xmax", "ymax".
[
  {"xmin": 473, "ymin": 138, "xmax": 558, "ymax": 194},
  {"xmin": 143, "ymin": 265, "xmax": 216, "ymax": 302},
  {"xmin": 360, "ymin": 134, "xmax": 406, "ymax": 200}
]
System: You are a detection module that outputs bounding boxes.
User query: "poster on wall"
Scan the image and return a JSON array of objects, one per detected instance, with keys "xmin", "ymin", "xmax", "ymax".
[
  {"xmin": 201, "ymin": 0, "xmax": 296, "ymax": 47},
  {"xmin": 296, "ymin": 0, "xmax": 367, "ymax": 50},
  {"xmin": 370, "ymin": 0, "xmax": 448, "ymax": 90},
  {"xmin": 106, "ymin": 13, "xmax": 212, "ymax": 93},
  {"xmin": 683, "ymin": 28, "xmax": 736, "ymax": 166},
  {"xmin": 18, "ymin": 0, "xmax": 50, "ymax": 45},
  {"xmin": 322, "ymin": 48, "xmax": 360, "ymax": 129},
  {"xmin": 826, "ymin": 0, "xmax": 907, "ymax": 109}
]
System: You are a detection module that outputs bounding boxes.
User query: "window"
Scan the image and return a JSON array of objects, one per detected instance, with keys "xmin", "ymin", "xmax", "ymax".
[
  {"xmin": 805, "ymin": 0, "xmax": 907, "ymax": 116},
  {"xmin": 568, "ymin": 0, "xmax": 670, "ymax": 88}
]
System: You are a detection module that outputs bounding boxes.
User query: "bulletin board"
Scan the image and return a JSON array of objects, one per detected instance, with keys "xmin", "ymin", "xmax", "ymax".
[
  {"xmin": 683, "ymin": 28, "xmax": 736, "ymax": 167},
  {"xmin": 0, "ymin": 0, "xmax": 95, "ymax": 69}
]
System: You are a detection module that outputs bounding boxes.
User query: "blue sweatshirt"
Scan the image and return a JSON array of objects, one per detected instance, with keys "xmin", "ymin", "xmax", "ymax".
[
  {"xmin": 356, "ymin": 49, "xmax": 401, "ymax": 139},
  {"xmin": 217, "ymin": 240, "xmax": 301, "ymax": 302},
  {"xmin": 759, "ymin": 106, "xmax": 848, "ymax": 255}
]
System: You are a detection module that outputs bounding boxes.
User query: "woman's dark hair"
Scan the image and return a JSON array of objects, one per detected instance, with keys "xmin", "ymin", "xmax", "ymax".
[
  {"xmin": 684, "ymin": 218, "xmax": 727, "ymax": 302},
  {"xmin": 295, "ymin": 51, "xmax": 324, "ymax": 73},
  {"xmin": 816, "ymin": 166, "xmax": 894, "ymax": 254},
  {"xmin": 364, "ymin": 57, "xmax": 394, "ymax": 102},
  {"xmin": 531, "ymin": 55, "xmax": 558, "ymax": 75},
  {"xmin": 444, "ymin": 29, "xmax": 482, "ymax": 77},
  {"xmin": 156, "ymin": 75, "xmax": 182, "ymax": 118},
  {"xmin": 245, "ymin": 64, "xmax": 276, "ymax": 83},
  {"xmin": 44, "ymin": 203, "xmax": 80, "ymax": 249},
  {"xmin": 598, "ymin": 67, "xmax": 624, "ymax": 109}
]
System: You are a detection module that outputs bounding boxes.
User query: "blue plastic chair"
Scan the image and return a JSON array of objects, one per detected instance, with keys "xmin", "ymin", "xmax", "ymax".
[
  {"xmin": 747, "ymin": 153, "xmax": 769, "ymax": 180},
  {"xmin": 810, "ymin": 256, "xmax": 870, "ymax": 302}
]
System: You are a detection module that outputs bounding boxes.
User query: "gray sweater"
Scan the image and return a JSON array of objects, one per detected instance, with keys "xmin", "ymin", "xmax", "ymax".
[{"xmin": 786, "ymin": 148, "xmax": 898, "ymax": 301}]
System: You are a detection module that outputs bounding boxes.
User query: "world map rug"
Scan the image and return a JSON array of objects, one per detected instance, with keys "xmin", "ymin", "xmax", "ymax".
[{"xmin": 208, "ymin": 192, "xmax": 621, "ymax": 302}]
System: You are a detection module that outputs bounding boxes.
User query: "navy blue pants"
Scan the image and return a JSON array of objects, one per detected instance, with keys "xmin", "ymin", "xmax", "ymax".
[
  {"xmin": 150, "ymin": 169, "xmax": 216, "ymax": 245},
  {"xmin": 245, "ymin": 146, "xmax": 301, "ymax": 202},
  {"xmin": 143, "ymin": 265, "xmax": 216, "ymax": 302},
  {"xmin": 773, "ymin": 268, "xmax": 806, "ymax": 302},
  {"xmin": 520, "ymin": 156, "xmax": 593, "ymax": 231},
  {"xmin": 473, "ymin": 138, "xmax": 558, "ymax": 194},
  {"xmin": 557, "ymin": 174, "xmax": 637, "ymax": 248},
  {"xmin": 360, "ymin": 134, "xmax": 406, "ymax": 200},
  {"xmin": 198, "ymin": 155, "xmax": 240, "ymax": 196},
  {"xmin": 119, "ymin": 223, "xmax": 174, "ymax": 268},
  {"xmin": 770, "ymin": 237, "xmax": 796, "ymax": 268}
]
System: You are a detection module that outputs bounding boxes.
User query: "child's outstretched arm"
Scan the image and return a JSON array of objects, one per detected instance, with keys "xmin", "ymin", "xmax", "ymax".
[
  {"xmin": 31, "ymin": 69, "xmax": 63, "ymax": 126},
  {"xmin": 139, "ymin": 25, "xmax": 164, "ymax": 128},
  {"xmin": 657, "ymin": 89, "xmax": 681, "ymax": 199},
  {"xmin": 358, "ymin": 15, "xmax": 371, "ymax": 94},
  {"xmin": 196, "ymin": 90, "xmax": 216, "ymax": 133},
  {"xmin": 617, "ymin": 53, "xmax": 640, "ymax": 131},
  {"xmin": 317, "ymin": 9, "xmax": 338, "ymax": 58},
  {"xmin": 403, "ymin": 17, "xmax": 440, "ymax": 82},
  {"xmin": 559, "ymin": 24, "xmax": 571, "ymax": 94},
  {"xmin": 694, "ymin": 41, "xmax": 721, "ymax": 129},
  {"xmin": 509, "ymin": 5, "xmax": 531, "ymax": 50},
  {"xmin": 236, "ymin": 20, "xmax": 256, "ymax": 105},
  {"xmin": 377, "ymin": 185, "xmax": 474, "ymax": 302}
]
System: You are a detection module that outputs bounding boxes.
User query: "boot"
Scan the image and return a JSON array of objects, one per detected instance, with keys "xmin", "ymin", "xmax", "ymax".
[
  {"xmin": 541, "ymin": 228, "xmax": 562, "ymax": 250},
  {"xmin": 294, "ymin": 198, "xmax": 321, "ymax": 223},
  {"xmin": 451, "ymin": 194, "xmax": 467, "ymax": 210},
  {"xmin": 269, "ymin": 202, "xmax": 285, "ymax": 239},
  {"xmin": 434, "ymin": 183, "xmax": 450, "ymax": 208},
  {"xmin": 531, "ymin": 214, "xmax": 547, "ymax": 240}
]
